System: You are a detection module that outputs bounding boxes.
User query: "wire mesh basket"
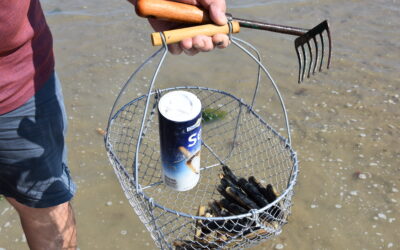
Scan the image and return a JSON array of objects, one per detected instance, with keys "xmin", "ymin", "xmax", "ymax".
[{"xmin": 105, "ymin": 34, "xmax": 299, "ymax": 249}]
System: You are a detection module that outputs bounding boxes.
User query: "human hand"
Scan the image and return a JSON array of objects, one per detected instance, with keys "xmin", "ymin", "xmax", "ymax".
[{"xmin": 130, "ymin": 0, "xmax": 230, "ymax": 55}]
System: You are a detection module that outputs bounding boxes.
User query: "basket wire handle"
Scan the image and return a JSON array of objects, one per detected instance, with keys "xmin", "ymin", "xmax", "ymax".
[
  {"xmin": 106, "ymin": 47, "xmax": 165, "ymax": 133},
  {"xmin": 133, "ymin": 33, "xmax": 169, "ymax": 190},
  {"xmin": 229, "ymin": 15, "xmax": 262, "ymax": 110},
  {"xmin": 231, "ymin": 37, "xmax": 296, "ymax": 190},
  {"xmin": 231, "ymin": 37, "xmax": 292, "ymax": 145}
]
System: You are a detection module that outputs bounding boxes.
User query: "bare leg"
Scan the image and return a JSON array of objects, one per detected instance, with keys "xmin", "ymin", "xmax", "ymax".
[{"xmin": 6, "ymin": 197, "xmax": 77, "ymax": 250}]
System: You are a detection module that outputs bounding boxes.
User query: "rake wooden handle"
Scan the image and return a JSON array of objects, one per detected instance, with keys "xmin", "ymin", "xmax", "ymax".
[
  {"xmin": 136, "ymin": 0, "xmax": 209, "ymax": 24},
  {"xmin": 151, "ymin": 21, "xmax": 240, "ymax": 46},
  {"xmin": 136, "ymin": 0, "xmax": 309, "ymax": 36}
]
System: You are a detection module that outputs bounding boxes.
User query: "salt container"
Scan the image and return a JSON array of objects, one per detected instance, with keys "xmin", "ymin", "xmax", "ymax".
[{"xmin": 158, "ymin": 90, "xmax": 202, "ymax": 191}]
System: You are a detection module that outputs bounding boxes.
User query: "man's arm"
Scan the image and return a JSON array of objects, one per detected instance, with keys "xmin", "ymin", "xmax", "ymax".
[{"xmin": 127, "ymin": 0, "xmax": 229, "ymax": 55}]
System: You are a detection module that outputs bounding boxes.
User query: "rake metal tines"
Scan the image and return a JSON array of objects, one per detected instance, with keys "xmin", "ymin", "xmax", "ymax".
[{"xmin": 294, "ymin": 20, "xmax": 332, "ymax": 83}]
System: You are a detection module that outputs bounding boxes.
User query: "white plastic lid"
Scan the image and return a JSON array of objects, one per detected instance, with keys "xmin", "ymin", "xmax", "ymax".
[{"xmin": 158, "ymin": 91, "xmax": 202, "ymax": 122}]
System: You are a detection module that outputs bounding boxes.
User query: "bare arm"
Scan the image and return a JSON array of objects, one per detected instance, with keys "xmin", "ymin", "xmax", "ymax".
[{"xmin": 127, "ymin": 0, "xmax": 229, "ymax": 55}]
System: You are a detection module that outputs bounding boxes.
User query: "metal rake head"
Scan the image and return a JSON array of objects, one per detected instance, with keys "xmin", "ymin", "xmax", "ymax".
[{"xmin": 294, "ymin": 20, "xmax": 332, "ymax": 83}]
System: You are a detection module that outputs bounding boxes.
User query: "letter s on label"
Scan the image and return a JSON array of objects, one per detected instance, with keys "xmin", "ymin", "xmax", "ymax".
[{"xmin": 188, "ymin": 133, "xmax": 197, "ymax": 147}]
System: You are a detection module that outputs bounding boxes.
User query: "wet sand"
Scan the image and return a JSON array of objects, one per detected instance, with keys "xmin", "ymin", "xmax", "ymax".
[{"xmin": 0, "ymin": 0, "xmax": 399, "ymax": 249}]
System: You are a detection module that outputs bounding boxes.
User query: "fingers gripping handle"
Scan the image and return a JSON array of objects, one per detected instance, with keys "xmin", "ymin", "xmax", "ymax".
[
  {"xmin": 151, "ymin": 21, "xmax": 240, "ymax": 46},
  {"xmin": 137, "ymin": 0, "xmax": 240, "ymax": 46}
]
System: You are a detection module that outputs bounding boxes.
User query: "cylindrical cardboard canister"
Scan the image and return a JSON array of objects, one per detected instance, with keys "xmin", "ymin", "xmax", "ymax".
[{"xmin": 158, "ymin": 91, "xmax": 202, "ymax": 191}]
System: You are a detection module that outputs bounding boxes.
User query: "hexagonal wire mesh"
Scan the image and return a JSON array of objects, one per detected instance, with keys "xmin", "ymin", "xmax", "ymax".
[{"xmin": 105, "ymin": 35, "xmax": 298, "ymax": 249}]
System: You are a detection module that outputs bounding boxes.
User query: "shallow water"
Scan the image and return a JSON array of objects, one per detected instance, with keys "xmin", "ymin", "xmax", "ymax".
[{"xmin": 1, "ymin": 0, "xmax": 399, "ymax": 249}]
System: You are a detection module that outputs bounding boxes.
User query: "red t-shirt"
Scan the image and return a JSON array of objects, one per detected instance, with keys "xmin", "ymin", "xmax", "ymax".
[{"xmin": 0, "ymin": 0, "xmax": 54, "ymax": 115}]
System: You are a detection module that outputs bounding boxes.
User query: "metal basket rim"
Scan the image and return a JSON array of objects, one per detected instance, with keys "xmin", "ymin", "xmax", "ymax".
[{"xmin": 105, "ymin": 86, "xmax": 299, "ymax": 221}]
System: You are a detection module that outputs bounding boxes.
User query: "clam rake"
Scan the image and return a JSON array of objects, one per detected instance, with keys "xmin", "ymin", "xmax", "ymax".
[
  {"xmin": 293, "ymin": 20, "xmax": 331, "ymax": 83},
  {"xmin": 136, "ymin": 0, "xmax": 332, "ymax": 83},
  {"xmin": 233, "ymin": 17, "xmax": 332, "ymax": 83}
]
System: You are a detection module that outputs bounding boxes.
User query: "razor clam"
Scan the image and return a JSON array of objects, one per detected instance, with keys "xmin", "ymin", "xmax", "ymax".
[
  {"xmin": 195, "ymin": 205, "xmax": 207, "ymax": 239},
  {"xmin": 265, "ymin": 183, "xmax": 279, "ymax": 203},
  {"xmin": 220, "ymin": 176, "xmax": 237, "ymax": 190},
  {"xmin": 238, "ymin": 178, "xmax": 269, "ymax": 207},
  {"xmin": 218, "ymin": 198, "xmax": 247, "ymax": 215},
  {"xmin": 208, "ymin": 200, "xmax": 222, "ymax": 217},
  {"xmin": 248, "ymin": 176, "xmax": 271, "ymax": 201},
  {"xmin": 217, "ymin": 184, "xmax": 237, "ymax": 204},
  {"xmin": 225, "ymin": 186, "xmax": 260, "ymax": 210},
  {"xmin": 222, "ymin": 165, "xmax": 240, "ymax": 186}
]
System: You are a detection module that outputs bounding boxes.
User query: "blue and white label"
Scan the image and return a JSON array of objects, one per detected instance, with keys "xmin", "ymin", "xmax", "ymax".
[{"xmin": 158, "ymin": 91, "xmax": 202, "ymax": 191}]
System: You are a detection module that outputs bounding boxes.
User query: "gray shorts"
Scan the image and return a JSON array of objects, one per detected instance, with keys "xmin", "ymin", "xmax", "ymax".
[{"xmin": 0, "ymin": 72, "xmax": 76, "ymax": 208}]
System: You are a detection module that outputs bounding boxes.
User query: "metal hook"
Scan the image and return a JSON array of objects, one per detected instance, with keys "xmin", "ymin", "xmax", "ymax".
[{"xmin": 227, "ymin": 19, "xmax": 234, "ymax": 41}]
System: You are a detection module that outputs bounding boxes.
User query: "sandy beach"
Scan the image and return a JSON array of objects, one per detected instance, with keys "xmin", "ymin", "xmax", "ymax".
[{"xmin": 0, "ymin": 0, "xmax": 399, "ymax": 249}]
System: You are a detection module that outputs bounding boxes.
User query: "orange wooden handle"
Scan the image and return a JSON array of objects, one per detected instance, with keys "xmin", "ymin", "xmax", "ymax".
[
  {"xmin": 136, "ymin": 0, "xmax": 210, "ymax": 23},
  {"xmin": 151, "ymin": 21, "xmax": 240, "ymax": 46}
]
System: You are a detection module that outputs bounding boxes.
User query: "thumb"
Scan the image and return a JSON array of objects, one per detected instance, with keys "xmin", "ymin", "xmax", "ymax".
[{"xmin": 207, "ymin": 2, "xmax": 227, "ymax": 25}]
